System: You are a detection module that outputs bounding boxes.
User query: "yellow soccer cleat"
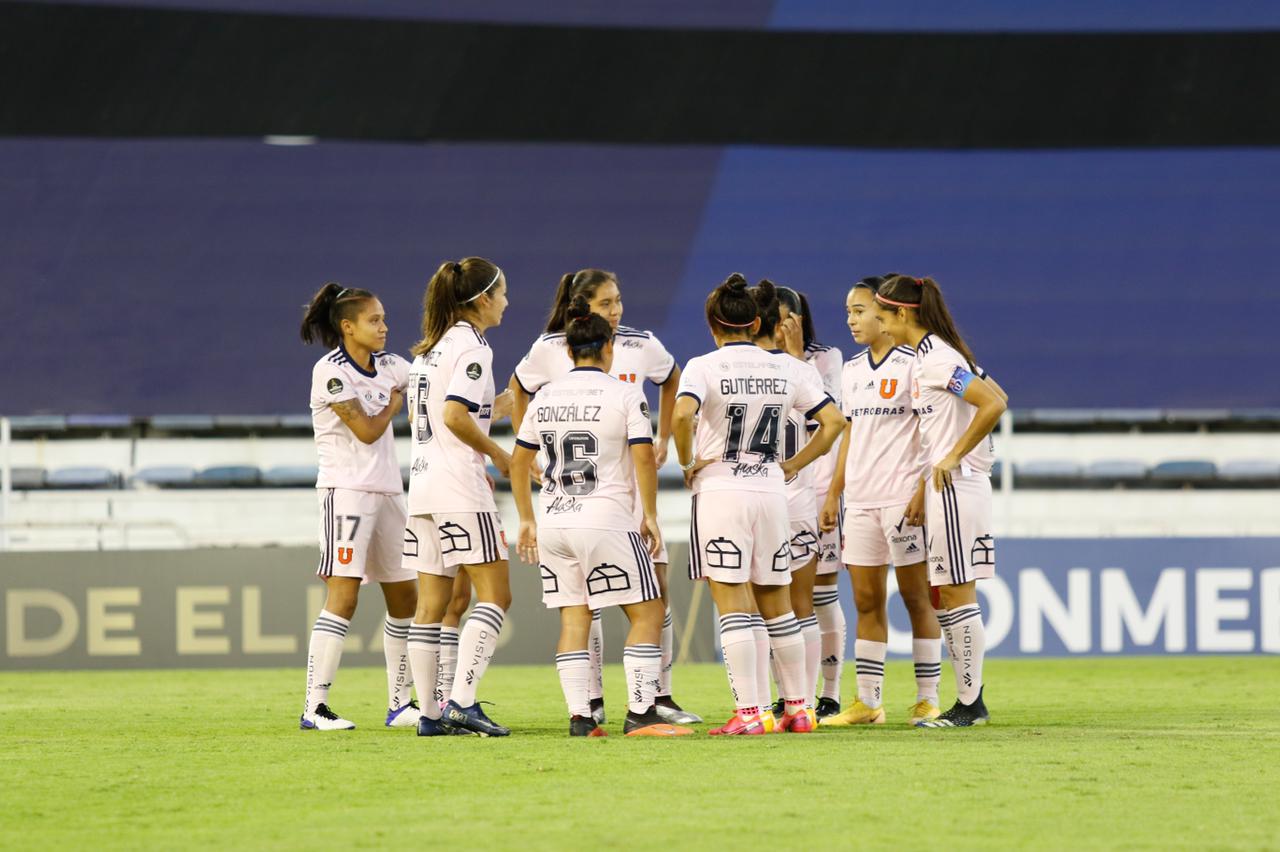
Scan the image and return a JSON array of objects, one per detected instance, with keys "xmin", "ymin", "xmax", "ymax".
[
  {"xmin": 759, "ymin": 709, "xmax": 777, "ymax": 733},
  {"xmin": 818, "ymin": 699, "xmax": 886, "ymax": 726},
  {"xmin": 908, "ymin": 699, "xmax": 941, "ymax": 726}
]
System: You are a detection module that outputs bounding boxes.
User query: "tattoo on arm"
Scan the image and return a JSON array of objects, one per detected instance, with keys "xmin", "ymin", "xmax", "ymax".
[{"xmin": 330, "ymin": 399, "xmax": 365, "ymax": 427}]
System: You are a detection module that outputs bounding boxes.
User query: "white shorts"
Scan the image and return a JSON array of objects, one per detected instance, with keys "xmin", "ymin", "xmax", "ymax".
[
  {"xmin": 841, "ymin": 502, "xmax": 926, "ymax": 568},
  {"xmin": 815, "ymin": 494, "xmax": 844, "ymax": 576},
  {"xmin": 788, "ymin": 518, "xmax": 821, "ymax": 571},
  {"xmin": 538, "ymin": 527, "xmax": 662, "ymax": 610},
  {"xmin": 402, "ymin": 511, "xmax": 508, "ymax": 578},
  {"xmin": 689, "ymin": 491, "xmax": 791, "ymax": 586},
  {"xmin": 316, "ymin": 489, "xmax": 415, "ymax": 583},
  {"xmin": 925, "ymin": 474, "xmax": 995, "ymax": 587}
]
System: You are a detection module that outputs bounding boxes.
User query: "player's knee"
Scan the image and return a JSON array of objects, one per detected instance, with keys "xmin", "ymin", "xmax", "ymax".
[{"xmin": 852, "ymin": 586, "xmax": 881, "ymax": 616}]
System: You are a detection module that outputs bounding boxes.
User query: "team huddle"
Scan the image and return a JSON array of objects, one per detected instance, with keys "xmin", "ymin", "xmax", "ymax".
[{"xmin": 298, "ymin": 259, "xmax": 1008, "ymax": 737}]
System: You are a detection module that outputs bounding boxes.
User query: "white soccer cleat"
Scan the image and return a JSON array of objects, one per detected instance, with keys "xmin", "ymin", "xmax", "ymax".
[
  {"xmin": 300, "ymin": 703, "xmax": 356, "ymax": 731},
  {"xmin": 385, "ymin": 700, "xmax": 422, "ymax": 728}
]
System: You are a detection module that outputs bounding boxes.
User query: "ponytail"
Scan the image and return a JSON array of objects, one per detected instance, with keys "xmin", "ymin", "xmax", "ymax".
[
  {"xmin": 750, "ymin": 279, "xmax": 781, "ymax": 339},
  {"xmin": 704, "ymin": 272, "xmax": 758, "ymax": 335},
  {"xmin": 545, "ymin": 268, "xmax": 617, "ymax": 333},
  {"xmin": 411, "ymin": 257, "xmax": 502, "ymax": 357},
  {"xmin": 795, "ymin": 291, "xmax": 817, "ymax": 349},
  {"xmin": 300, "ymin": 281, "xmax": 374, "ymax": 348},
  {"xmin": 564, "ymin": 295, "xmax": 614, "ymax": 363},
  {"xmin": 877, "ymin": 275, "xmax": 977, "ymax": 369}
]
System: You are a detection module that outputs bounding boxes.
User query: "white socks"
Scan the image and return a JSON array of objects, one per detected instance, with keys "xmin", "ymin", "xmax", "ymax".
[
  {"xmin": 438, "ymin": 625, "xmax": 459, "ymax": 704},
  {"xmin": 451, "ymin": 603, "xmax": 505, "ymax": 708},
  {"xmin": 940, "ymin": 604, "xmax": 985, "ymax": 704},
  {"xmin": 659, "ymin": 608, "xmax": 675, "ymax": 697},
  {"xmin": 555, "ymin": 650, "xmax": 591, "ymax": 718},
  {"xmin": 305, "ymin": 611, "xmax": 349, "ymax": 714},
  {"xmin": 587, "ymin": 610, "xmax": 604, "ymax": 703},
  {"xmin": 719, "ymin": 613, "xmax": 759, "ymax": 716},
  {"xmin": 750, "ymin": 614, "xmax": 772, "ymax": 711},
  {"xmin": 913, "ymin": 637, "xmax": 942, "ymax": 703},
  {"xmin": 813, "ymin": 586, "xmax": 846, "ymax": 701},
  {"xmin": 798, "ymin": 613, "xmax": 820, "ymax": 708},
  {"xmin": 383, "ymin": 616, "xmax": 413, "ymax": 711},
  {"xmin": 407, "ymin": 622, "xmax": 442, "ymax": 720},
  {"xmin": 623, "ymin": 643, "xmax": 662, "ymax": 714},
  {"xmin": 854, "ymin": 638, "xmax": 887, "ymax": 709},
  {"xmin": 764, "ymin": 613, "xmax": 807, "ymax": 712}
]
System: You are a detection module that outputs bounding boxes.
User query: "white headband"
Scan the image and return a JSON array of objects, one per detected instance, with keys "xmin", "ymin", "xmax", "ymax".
[{"xmin": 463, "ymin": 267, "xmax": 502, "ymax": 304}]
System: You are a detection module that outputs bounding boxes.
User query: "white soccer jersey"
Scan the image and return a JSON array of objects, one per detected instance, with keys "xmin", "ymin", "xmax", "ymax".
[
  {"xmin": 310, "ymin": 347, "xmax": 410, "ymax": 493},
  {"xmin": 677, "ymin": 342, "xmax": 832, "ymax": 496},
  {"xmin": 778, "ymin": 350, "xmax": 822, "ymax": 522},
  {"xmin": 841, "ymin": 345, "xmax": 927, "ymax": 508},
  {"xmin": 405, "ymin": 322, "xmax": 497, "ymax": 515},
  {"xmin": 515, "ymin": 367, "xmax": 654, "ymax": 530},
  {"xmin": 912, "ymin": 333, "xmax": 995, "ymax": 475},
  {"xmin": 513, "ymin": 324, "xmax": 676, "ymax": 394},
  {"xmin": 804, "ymin": 341, "xmax": 844, "ymax": 501}
]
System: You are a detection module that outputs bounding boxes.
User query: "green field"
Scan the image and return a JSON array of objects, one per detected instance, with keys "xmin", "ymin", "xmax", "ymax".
[{"xmin": 3, "ymin": 658, "xmax": 1278, "ymax": 850}]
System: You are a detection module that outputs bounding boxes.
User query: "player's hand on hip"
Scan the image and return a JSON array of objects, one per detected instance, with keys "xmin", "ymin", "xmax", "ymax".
[
  {"xmin": 516, "ymin": 521, "xmax": 539, "ymax": 564},
  {"xmin": 682, "ymin": 458, "xmax": 712, "ymax": 489},
  {"xmin": 932, "ymin": 455, "xmax": 959, "ymax": 492},
  {"xmin": 642, "ymin": 515, "xmax": 664, "ymax": 558},
  {"xmin": 780, "ymin": 457, "xmax": 800, "ymax": 483}
]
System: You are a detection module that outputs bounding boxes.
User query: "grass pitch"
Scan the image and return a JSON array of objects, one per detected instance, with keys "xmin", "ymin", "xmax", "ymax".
[{"xmin": 3, "ymin": 658, "xmax": 1278, "ymax": 850}]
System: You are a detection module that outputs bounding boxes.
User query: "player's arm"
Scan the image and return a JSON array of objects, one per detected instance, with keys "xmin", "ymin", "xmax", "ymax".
[
  {"xmin": 510, "ymin": 441, "xmax": 539, "ymax": 563},
  {"xmin": 443, "ymin": 401, "xmax": 512, "ymax": 479},
  {"xmin": 781, "ymin": 400, "xmax": 843, "ymax": 480},
  {"xmin": 507, "ymin": 374, "xmax": 530, "ymax": 432},
  {"xmin": 331, "ymin": 393, "xmax": 403, "ymax": 444},
  {"xmin": 654, "ymin": 363, "xmax": 681, "ymax": 468},
  {"xmin": 672, "ymin": 394, "xmax": 707, "ymax": 489},
  {"xmin": 983, "ymin": 372, "xmax": 1009, "ymax": 403},
  {"xmin": 931, "ymin": 373, "xmax": 1008, "ymax": 491},
  {"xmin": 630, "ymin": 441, "xmax": 663, "ymax": 557},
  {"xmin": 818, "ymin": 421, "xmax": 851, "ymax": 533}
]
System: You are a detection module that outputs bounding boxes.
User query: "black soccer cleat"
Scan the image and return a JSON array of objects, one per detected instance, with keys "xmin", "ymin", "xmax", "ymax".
[
  {"xmin": 814, "ymin": 697, "xmax": 841, "ymax": 721},
  {"xmin": 570, "ymin": 715, "xmax": 606, "ymax": 737},
  {"xmin": 443, "ymin": 700, "xmax": 511, "ymax": 737},
  {"xmin": 771, "ymin": 698, "xmax": 785, "ymax": 719},
  {"xmin": 916, "ymin": 687, "xmax": 990, "ymax": 728},
  {"xmin": 589, "ymin": 697, "xmax": 606, "ymax": 725},
  {"xmin": 623, "ymin": 706, "xmax": 693, "ymax": 737}
]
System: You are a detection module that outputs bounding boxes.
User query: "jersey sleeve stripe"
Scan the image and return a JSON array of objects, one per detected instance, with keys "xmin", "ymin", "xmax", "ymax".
[
  {"xmin": 676, "ymin": 390, "xmax": 702, "ymax": 408},
  {"xmin": 805, "ymin": 396, "xmax": 835, "ymax": 420},
  {"xmin": 627, "ymin": 436, "xmax": 654, "ymax": 445},
  {"xmin": 657, "ymin": 360, "xmax": 678, "ymax": 385},
  {"xmin": 512, "ymin": 368, "xmax": 536, "ymax": 395},
  {"xmin": 444, "ymin": 394, "xmax": 481, "ymax": 412},
  {"xmin": 514, "ymin": 438, "xmax": 539, "ymax": 450}
]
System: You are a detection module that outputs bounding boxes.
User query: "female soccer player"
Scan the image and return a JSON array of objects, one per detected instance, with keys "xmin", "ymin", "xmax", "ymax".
[
  {"xmin": 673, "ymin": 274, "xmax": 845, "ymax": 735},
  {"xmin": 818, "ymin": 276, "xmax": 942, "ymax": 727},
  {"xmin": 299, "ymin": 282, "xmax": 420, "ymax": 731},
  {"xmin": 402, "ymin": 257, "xmax": 514, "ymax": 737},
  {"xmin": 750, "ymin": 283, "xmax": 823, "ymax": 727},
  {"xmin": 508, "ymin": 269, "xmax": 698, "ymax": 726},
  {"xmin": 870, "ymin": 275, "xmax": 1008, "ymax": 728},
  {"xmin": 781, "ymin": 289, "xmax": 847, "ymax": 719},
  {"xmin": 511, "ymin": 297, "xmax": 692, "ymax": 738}
]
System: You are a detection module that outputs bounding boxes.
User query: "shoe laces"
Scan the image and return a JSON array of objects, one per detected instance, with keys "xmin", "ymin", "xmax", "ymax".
[{"xmin": 314, "ymin": 703, "xmax": 340, "ymax": 721}]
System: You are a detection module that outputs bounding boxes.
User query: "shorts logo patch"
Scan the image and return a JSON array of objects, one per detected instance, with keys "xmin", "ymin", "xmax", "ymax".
[
  {"xmin": 790, "ymin": 529, "xmax": 818, "ymax": 560},
  {"xmin": 466, "ymin": 362, "xmax": 483, "ymax": 380},
  {"xmin": 587, "ymin": 563, "xmax": 632, "ymax": 595},
  {"xmin": 772, "ymin": 542, "xmax": 791, "ymax": 572},
  {"xmin": 706, "ymin": 538, "xmax": 742, "ymax": 571},
  {"xmin": 337, "ymin": 547, "xmax": 354, "ymax": 565},
  {"xmin": 439, "ymin": 522, "xmax": 473, "ymax": 555},
  {"xmin": 327, "ymin": 378, "xmax": 344, "ymax": 395},
  {"xmin": 905, "ymin": 542, "xmax": 920, "ymax": 554},
  {"xmin": 971, "ymin": 535, "xmax": 995, "ymax": 567},
  {"xmin": 403, "ymin": 528, "xmax": 419, "ymax": 558},
  {"xmin": 540, "ymin": 564, "xmax": 559, "ymax": 595}
]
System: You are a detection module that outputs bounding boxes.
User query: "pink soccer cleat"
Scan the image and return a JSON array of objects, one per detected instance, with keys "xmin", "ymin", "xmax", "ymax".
[
  {"xmin": 708, "ymin": 712, "xmax": 766, "ymax": 736},
  {"xmin": 775, "ymin": 709, "xmax": 814, "ymax": 733}
]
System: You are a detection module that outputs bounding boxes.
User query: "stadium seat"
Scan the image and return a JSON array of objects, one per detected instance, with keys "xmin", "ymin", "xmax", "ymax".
[
  {"xmin": 1014, "ymin": 460, "xmax": 1085, "ymax": 487},
  {"xmin": 1149, "ymin": 460, "xmax": 1217, "ymax": 486},
  {"xmin": 1086, "ymin": 459, "xmax": 1150, "ymax": 486},
  {"xmin": 7, "ymin": 466, "xmax": 46, "ymax": 489},
  {"xmin": 45, "ymin": 466, "xmax": 120, "ymax": 489},
  {"xmin": 194, "ymin": 465, "xmax": 262, "ymax": 487},
  {"xmin": 1093, "ymin": 408, "xmax": 1164, "ymax": 425},
  {"xmin": 1023, "ymin": 409, "xmax": 1101, "ymax": 426},
  {"xmin": 1218, "ymin": 459, "xmax": 1280, "ymax": 483},
  {"xmin": 262, "ymin": 465, "xmax": 318, "ymax": 487},
  {"xmin": 66, "ymin": 414, "xmax": 134, "ymax": 430},
  {"xmin": 212, "ymin": 415, "xmax": 281, "ymax": 431},
  {"xmin": 149, "ymin": 414, "xmax": 217, "ymax": 432},
  {"xmin": 132, "ymin": 466, "xmax": 198, "ymax": 488},
  {"xmin": 1164, "ymin": 409, "xmax": 1232, "ymax": 426},
  {"xmin": 279, "ymin": 413, "xmax": 313, "ymax": 430},
  {"xmin": 8, "ymin": 415, "xmax": 68, "ymax": 434}
]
